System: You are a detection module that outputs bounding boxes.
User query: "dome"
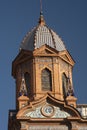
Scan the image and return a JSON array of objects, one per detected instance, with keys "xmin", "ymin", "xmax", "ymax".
[{"xmin": 20, "ymin": 13, "xmax": 66, "ymax": 52}]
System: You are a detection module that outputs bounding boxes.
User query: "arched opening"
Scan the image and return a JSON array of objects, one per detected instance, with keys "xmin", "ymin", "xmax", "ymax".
[
  {"xmin": 41, "ymin": 68, "xmax": 52, "ymax": 91},
  {"xmin": 62, "ymin": 73, "xmax": 68, "ymax": 98},
  {"xmin": 24, "ymin": 72, "xmax": 31, "ymax": 96}
]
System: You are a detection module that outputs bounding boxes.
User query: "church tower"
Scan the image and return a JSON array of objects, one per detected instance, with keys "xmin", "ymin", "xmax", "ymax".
[{"xmin": 8, "ymin": 5, "xmax": 87, "ymax": 130}]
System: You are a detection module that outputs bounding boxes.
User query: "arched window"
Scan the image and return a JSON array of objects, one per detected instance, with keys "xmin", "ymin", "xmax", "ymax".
[
  {"xmin": 41, "ymin": 68, "xmax": 52, "ymax": 91},
  {"xmin": 24, "ymin": 72, "xmax": 31, "ymax": 96},
  {"xmin": 62, "ymin": 73, "xmax": 68, "ymax": 98}
]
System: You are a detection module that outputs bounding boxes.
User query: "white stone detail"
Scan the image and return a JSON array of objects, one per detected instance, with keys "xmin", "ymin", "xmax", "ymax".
[
  {"xmin": 53, "ymin": 106, "xmax": 70, "ymax": 118},
  {"xmin": 25, "ymin": 107, "xmax": 44, "ymax": 118},
  {"xmin": 28, "ymin": 125, "xmax": 68, "ymax": 130},
  {"xmin": 78, "ymin": 127, "xmax": 87, "ymax": 130},
  {"xmin": 25, "ymin": 104, "xmax": 70, "ymax": 118},
  {"xmin": 77, "ymin": 106, "xmax": 87, "ymax": 119}
]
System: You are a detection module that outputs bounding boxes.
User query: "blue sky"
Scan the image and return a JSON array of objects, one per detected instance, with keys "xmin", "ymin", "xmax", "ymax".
[{"xmin": 0, "ymin": 0, "xmax": 87, "ymax": 130}]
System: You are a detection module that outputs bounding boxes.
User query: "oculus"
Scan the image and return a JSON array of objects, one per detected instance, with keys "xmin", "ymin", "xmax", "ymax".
[{"xmin": 41, "ymin": 105, "xmax": 54, "ymax": 117}]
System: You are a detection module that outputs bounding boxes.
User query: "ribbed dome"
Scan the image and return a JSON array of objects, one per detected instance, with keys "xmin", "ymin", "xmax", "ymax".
[{"xmin": 20, "ymin": 14, "xmax": 66, "ymax": 52}]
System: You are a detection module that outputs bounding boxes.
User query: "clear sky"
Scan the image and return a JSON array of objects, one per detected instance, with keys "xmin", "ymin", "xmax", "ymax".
[{"xmin": 0, "ymin": 0, "xmax": 87, "ymax": 130}]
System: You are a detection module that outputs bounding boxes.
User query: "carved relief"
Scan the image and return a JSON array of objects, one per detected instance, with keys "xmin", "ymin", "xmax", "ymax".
[{"xmin": 25, "ymin": 103, "xmax": 70, "ymax": 118}]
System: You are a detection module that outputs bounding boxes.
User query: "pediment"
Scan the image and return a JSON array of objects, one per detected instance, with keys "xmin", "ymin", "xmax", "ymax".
[
  {"xmin": 59, "ymin": 51, "xmax": 75, "ymax": 66},
  {"xmin": 38, "ymin": 49, "xmax": 54, "ymax": 54},
  {"xmin": 12, "ymin": 49, "xmax": 33, "ymax": 77},
  {"xmin": 17, "ymin": 94, "xmax": 80, "ymax": 120},
  {"xmin": 61, "ymin": 54, "xmax": 70, "ymax": 62},
  {"xmin": 12, "ymin": 49, "xmax": 33, "ymax": 64},
  {"xmin": 33, "ymin": 45, "xmax": 58, "ymax": 55}
]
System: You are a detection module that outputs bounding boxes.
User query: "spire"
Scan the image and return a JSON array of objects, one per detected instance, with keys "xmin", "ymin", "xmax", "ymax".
[
  {"xmin": 38, "ymin": 0, "xmax": 45, "ymax": 25},
  {"xmin": 40, "ymin": 0, "xmax": 42, "ymax": 13}
]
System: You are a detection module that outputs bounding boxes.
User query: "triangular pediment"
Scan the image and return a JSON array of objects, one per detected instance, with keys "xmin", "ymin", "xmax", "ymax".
[
  {"xmin": 62, "ymin": 54, "xmax": 70, "ymax": 61},
  {"xmin": 13, "ymin": 49, "xmax": 33, "ymax": 64},
  {"xmin": 33, "ymin": 45, "xmax": 58, "ymax": 55},
  {"xmin": 59, "ymin": 50, "xmax": 75, "ymax": 66},
  {"xmin": 39, "ymin": 49, "xmax": 54, "ymax": 54},
  {"xmin": 17, "ymin": 94, "xmax": 80, "ymax": 120},
  {"xmin": 12, "ymin": 49, "xmax": 33, "ymax": 77}
]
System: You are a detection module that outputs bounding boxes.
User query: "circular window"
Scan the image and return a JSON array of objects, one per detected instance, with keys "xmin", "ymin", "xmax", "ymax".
[{"xmin": 41, "ymin": 105, "xmax": 54, "ymax": 117}]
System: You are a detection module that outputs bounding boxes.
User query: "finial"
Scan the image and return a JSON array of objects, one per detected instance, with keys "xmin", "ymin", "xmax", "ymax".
[
  {"xmin": 67, "ymin": 78, "xmax": 73, "ymax": 96},
  {"xmin": 19, "ymin": 73, "xmax": 27, "ymax": 96},
  {"xmin": 38, "ymin": 0, "xmax": 45, "ymax": 25},
  {"xmin": 40, "ymin": 0, "xmax": 43, "ymax": 14},
  {"xmin": 67, "ymin": 65, "xmax": 74, "ymax": 96}
]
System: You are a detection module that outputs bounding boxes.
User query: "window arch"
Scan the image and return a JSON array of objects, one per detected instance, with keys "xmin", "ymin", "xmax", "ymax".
[
  {"xmin": 62, "ymin": 73, "xmax": 68, "ymax": 98},
  {"xmin": 41, "ymin": 68, "xmax": 52, "ymax": 91},
  {"xmin": 24, "ymin": 72, "xmax": 31, "ymax": 96}
]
